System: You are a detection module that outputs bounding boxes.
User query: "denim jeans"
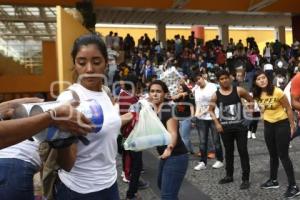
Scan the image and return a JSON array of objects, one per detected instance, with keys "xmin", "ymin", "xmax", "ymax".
[
  {"xmin": 157, "ymin": 154, "xmax": 188, "ymax": 200},
  {"xmin": 179, "ymin": 119, "xmax": 194, "ymax": 153},
  {"xmin": 264, "ymin": 119, "xmax": 296, "ymax": 186},
  {"xmin": 195, "ymin": 119, "xmax": 223, "ymax": 164},
  {"xmin": 0, "ymin": 158, "xmax": 38, "ymax": 200},
  {"xmin": 245, "ymin": 69, "xmax": 255, "ymax": 91},
  {"xmin": 55, "ymin": 180, "xmax": 120, "ymax": 200}
]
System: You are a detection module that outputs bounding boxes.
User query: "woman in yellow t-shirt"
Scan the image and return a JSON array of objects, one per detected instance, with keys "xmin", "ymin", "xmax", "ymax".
[{"xmin": 252, "ymin": 70, "xmax": 299, "ymax": 199}]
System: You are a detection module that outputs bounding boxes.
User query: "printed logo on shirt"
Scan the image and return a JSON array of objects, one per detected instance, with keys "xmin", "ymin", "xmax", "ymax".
[
  {"xmin": 219, "ymin": 103, "xmax": 243, "ymax": 124},
  {"xmin": 257, "ymin": 97, "xmax": 278, "ymax": 110}
]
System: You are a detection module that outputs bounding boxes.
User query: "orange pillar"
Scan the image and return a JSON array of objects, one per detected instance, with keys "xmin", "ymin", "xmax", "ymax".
[{"xmin": 191, "ymin": 25, "xmax": 205, "ymax": 41}]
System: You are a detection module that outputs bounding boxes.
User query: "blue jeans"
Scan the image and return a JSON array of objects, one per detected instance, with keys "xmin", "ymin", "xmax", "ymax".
[
  {"xmin": 245, "ymin": 69, "xmax": 255, "ymax": 91},
  {"xmin": 157, "ymin": 154, "xmax": 188, "ymax": 200},
  {"xmin": 0, "ymin": 158, "xmax": 38, "ymax": 200},
  {"xmin": 179, "ymin": 119, "xmax": 194, "ymax": 153},
  {"xmin": 55, "ymin": 180, "xmax": 120, "ymax": 200},
  {"xmin": 196, "ymin": 119, "xmax": 223, "ymax": 164}
]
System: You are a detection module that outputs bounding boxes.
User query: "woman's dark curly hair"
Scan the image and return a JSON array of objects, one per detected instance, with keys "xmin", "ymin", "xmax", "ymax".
[{"xmin": 148, "ymin": 80, "xmax": 169, "ymax": 93}]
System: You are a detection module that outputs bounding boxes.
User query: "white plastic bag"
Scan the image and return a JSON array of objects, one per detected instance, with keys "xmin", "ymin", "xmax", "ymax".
[{"xmin": 124, "ymin": 100, "xmax": 171, "ymax": 151}]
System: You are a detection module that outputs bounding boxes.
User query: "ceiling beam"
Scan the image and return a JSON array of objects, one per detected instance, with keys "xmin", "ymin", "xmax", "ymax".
[
  {"xmin": 39, "ymin": 8, "xmax": 51, "ymax": 32},
  {"xmin": 15, "ymin": 7, "xmax": 37, "ymax": 39},
  {"xmin": 248, "ymin": 0, "xmax": 278, "ymax": 12},
  {"xmin": 0, "ymin": 7, "xmax": 24, "ymax": 40},
  {"xmin": 95, "ymin": 8, "xmax": 291, "ymax": 27},
  {"xmin": 0, "ymin": 16, "xmax": 55, "ymax": 22},
  {"xmin": 1, "ymin": 33, "xmax": 55, "ymax": 36}
]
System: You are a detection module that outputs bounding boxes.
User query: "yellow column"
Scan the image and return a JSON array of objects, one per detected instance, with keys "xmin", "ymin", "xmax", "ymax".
[{"xmin": 56, "ymin": 6, "xmax": 89, "ymax": 92}]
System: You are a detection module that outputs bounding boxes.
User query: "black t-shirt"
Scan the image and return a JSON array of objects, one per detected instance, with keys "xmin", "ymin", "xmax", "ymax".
[
  {"xmin": 156, "ymin": 104, "xmax": 188, "ymax": 156},
  {"xmin": 173, "ymin": 94, "xmax": 195, "ymax": 118},
  {"xmin": 216, "ymin": 86, "xmax": 246, "ymax": 131}
]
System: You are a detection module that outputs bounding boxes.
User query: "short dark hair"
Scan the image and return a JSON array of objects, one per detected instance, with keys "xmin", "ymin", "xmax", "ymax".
[
  {"xmin": 148, "ymin": 80, "xmax": 169, "ymax": 93},
  {"xmin": 71, "ymin": 33, "xmax": 108, "ymax": 64},
  {"xmin": 120, "ymin": 75, "xmax": 137, "ymax": 90},
  {"xmin": 216, "ymin": 69, "xmax": 230, "ymax": 80},
  {"xmin": 193, "ymin": 71, "xmax": 204, "ymax": 82}
]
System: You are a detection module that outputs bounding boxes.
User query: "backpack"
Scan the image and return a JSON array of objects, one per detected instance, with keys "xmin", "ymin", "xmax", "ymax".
[
  {"xmin": 39, "ymin": 142, "xmax": 59, "ymax": 200},
  {"xmin": 39, "ymin": 89, "xmax": 80, "ymax": 200}
]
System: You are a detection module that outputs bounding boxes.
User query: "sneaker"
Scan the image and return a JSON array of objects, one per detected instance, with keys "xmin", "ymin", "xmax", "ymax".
[
  {"xmin": 138, "ymin": 179, "xmax": 150, "ymax": 190},
  {"xmin": 240, "ymin": 180, "xmax": 250, "ymax": 190},
  {"xmin": 284, "ymin": 185, "xmax": 300, "ymax": 199},
  {"xmin": 212, "ymin": 161, "xmax": 224, "ymax": 169},
  {"xmin": 122, "ymin": 176, "xmax": 130, "ymax": 183},
  {"xmin": 219, "ymin": 176, "xmax": 233, "ymax": 184},
  {"xmin": 194, "ymin": 162, "xmax": 206, "ymax": 171},
  {"xmin": 251, "ymin": 133, "xmax": 256, "ymax": 139},
  {"xmin": 247, "ymin": 131, "xmax": 252, "ymax": 139},
  {"xmin": 260, "ymin": 179, "xmax": 279, "ymax": 189}
]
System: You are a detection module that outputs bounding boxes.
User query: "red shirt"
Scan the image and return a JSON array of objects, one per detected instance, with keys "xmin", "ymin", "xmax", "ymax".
[
  {"xmin": 291, "ymin": 73, "xmax": 300, "ymax": 97},
  {"xmin": 118, "ymin": 89, "xmax": 138, "ymax": 115},
  {"xmin": 118, "ymin": 89, "xmax": 139, "ymax": 137}
]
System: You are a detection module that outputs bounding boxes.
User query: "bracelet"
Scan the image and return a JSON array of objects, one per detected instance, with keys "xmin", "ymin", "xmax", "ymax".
[{"xmin": 45, "ymin": 109, "xmax": 57, "ymax": 119}]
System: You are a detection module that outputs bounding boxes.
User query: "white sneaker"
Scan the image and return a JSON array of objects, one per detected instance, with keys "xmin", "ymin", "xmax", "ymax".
[
  {"xmin": 251, "ymin": 133, "xmax": 256, "ymax": 139},
  {"xmin": 247, "ymin": 131, "xmax": 252, "ymax": 139},
  {"xmin": 122, "ymin": 176, "xmax": 130, "ymax": 183},
  {"xmin": 212, "ymin": 161, "xmax": 224, "ymax": 169},
  {"xmin": 194, "ymin": 162, "xmax": 206, "ymax": 171}
]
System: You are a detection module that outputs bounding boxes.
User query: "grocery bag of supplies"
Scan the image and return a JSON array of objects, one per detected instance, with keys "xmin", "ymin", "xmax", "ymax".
[{"xmin": 124, "ymin": 100, "xmax": 171, "ymax": 151}]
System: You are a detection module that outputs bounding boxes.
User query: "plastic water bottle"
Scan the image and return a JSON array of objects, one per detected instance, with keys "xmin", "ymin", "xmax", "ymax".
[
  {"xmin": 29, "ymin": 100, "xmax": 104, "ymax": 142},
  {"xmin": 124, "ymin": 134, "xmax": 171, "ymax": 151}
]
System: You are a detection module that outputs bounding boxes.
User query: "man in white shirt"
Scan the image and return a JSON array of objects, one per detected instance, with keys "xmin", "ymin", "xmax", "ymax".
[{"xmin": 193, "ymin": 72, "xmax": 224, "ymax": 170}]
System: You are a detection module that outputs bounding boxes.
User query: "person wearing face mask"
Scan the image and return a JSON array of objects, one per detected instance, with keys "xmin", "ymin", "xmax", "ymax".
[
  {"xmin": 253, "ymin": 70, "xmax": 299, "ymax": 199},
  {"xmin": 54, "ymin": 34, "xmax": 132, "ymax": 200}
]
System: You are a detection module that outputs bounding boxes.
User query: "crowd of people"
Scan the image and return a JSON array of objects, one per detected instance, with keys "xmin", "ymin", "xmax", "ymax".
[{"xmin": 0, "ymin": 31, "xmax": 299, "ymax": 200}]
